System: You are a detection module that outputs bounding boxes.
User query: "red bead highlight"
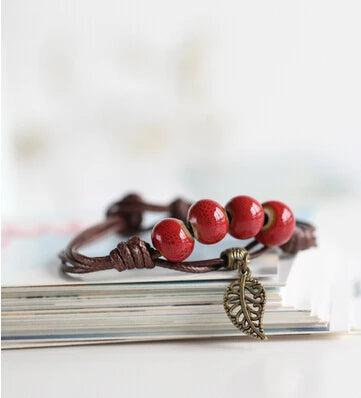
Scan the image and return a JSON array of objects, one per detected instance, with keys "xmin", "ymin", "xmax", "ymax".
[
  {"xmin": 151, "ymin": 218, "xmax": 194, "ymax": 262},
  {"xmin": 255, "ymin": 201, "xmax": 295, "ymax": 247},
  {"xmin": 225, "ymin": 195, "xmax": 264, "ymax": 239},
  {"xmin": 187, "ymin": 199, "xmax": 229, "ymax": 244}
]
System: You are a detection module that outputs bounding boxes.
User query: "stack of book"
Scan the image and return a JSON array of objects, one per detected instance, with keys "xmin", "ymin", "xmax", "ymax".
[{"xmin": 2, "ymin": 227, "xmax": 330, "ymax": 349}]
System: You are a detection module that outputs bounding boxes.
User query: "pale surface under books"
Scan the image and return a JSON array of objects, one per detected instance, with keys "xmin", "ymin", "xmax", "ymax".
[{"xmin": 2, "ymin": 333, "xmax": 361, "ymax": 398}]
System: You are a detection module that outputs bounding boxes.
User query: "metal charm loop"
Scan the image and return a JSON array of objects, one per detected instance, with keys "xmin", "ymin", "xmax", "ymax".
[
  {"xmin": 222, "ymin": 247, "xmax": 266, "ymax": 340},
  {"xmin": 221, "ymin": 247, "xmax": 251, "ymax": 274}
]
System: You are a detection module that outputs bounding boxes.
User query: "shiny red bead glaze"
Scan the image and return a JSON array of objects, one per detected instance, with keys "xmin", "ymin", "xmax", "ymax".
[
  {"xmin": 225, "ymin": 195, "xmax": 264, "ymax": 239},
  {"xmin": 256, "ymin": 201, "xmax": 295, "ymax": 247},
  {"xmin": 151, "ymin": 218, "xmax": 194, "ymax": 262},
  {"xmin": 187, "ymin": 199, "xmax": 229, "ymax": 244}
]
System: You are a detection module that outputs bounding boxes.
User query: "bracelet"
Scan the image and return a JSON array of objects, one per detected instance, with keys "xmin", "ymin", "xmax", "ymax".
[{"xmin": 60, "ymin": 193, "xmax": 316, "ymax": 340}]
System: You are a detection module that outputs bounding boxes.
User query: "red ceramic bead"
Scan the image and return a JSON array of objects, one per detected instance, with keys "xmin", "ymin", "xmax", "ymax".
[
  {"xmin": 187, "ymin": 199, "xmax": 229, "ymax": 244},
  {"xmin": 151, "ymin": 218, "xmax": 194, "ymax": 262},
  {"xmin": 225, "ymin": 195, "xmax": 264, "ymax": 239},
  {"xmin": 256, "ymin": 201, "xmax": 295, "ymax": 247}
]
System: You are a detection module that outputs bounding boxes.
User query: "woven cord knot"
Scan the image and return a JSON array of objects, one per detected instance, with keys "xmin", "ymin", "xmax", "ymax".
[
  {"xmin": 169, "ymin": 198, "xmax": 191, "ymax": 223},
  {"xmin": 109, "ymin": 236, "xmax": 155, "ymax": 271},
  {"xmin": 281, "ymin": 222, "xmax": 317, "ymax": 254},
  {"xmin": 106, "ymin": 193, "xmax": 144, "ymax": 234}
]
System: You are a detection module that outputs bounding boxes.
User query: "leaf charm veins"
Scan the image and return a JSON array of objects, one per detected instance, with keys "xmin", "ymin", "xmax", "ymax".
[{"xmin": 224, "ymin": 271, "xmax": 266, "ymax": 340}]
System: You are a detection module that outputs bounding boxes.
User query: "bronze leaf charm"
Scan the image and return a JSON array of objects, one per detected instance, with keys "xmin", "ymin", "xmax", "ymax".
[{"xmin": 224, "ymin": 270, "xmax": 267, "ymax": 340}]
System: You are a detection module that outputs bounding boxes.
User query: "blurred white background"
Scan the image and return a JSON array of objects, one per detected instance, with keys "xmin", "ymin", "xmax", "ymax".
[{"xmin": 2, "ymin": 0, "xmax": 361, "ymax": 221}]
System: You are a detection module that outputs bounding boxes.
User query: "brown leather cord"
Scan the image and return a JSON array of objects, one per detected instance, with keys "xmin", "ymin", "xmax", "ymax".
[{"xmin": 60, "ymin": 193, "xmax": 317, "ymax": 275}]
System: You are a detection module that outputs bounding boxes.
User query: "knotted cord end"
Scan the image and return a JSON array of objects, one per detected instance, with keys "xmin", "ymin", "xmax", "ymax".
[
  {"xmin": 109, "ymin": 236, "xmax": 155, "ymax": 271},
  {"xmin": 106, "ymin": 193, "xmax": 144, "ymax": 234}
]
